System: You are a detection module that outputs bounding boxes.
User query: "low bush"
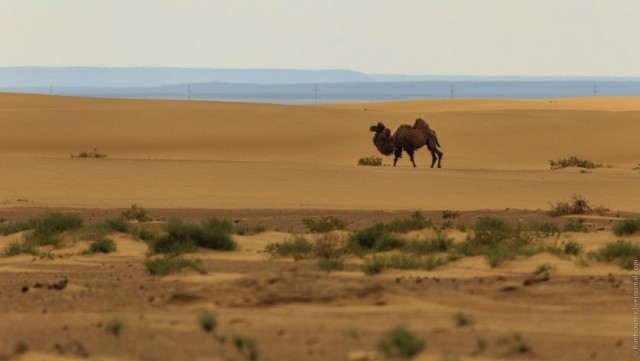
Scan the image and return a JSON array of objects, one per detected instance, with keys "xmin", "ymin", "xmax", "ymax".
[
  {"xmin": 453, "ymin": 312, "xmax": 474, "ymax": 327},
  {"xmin": 531, "ymin": 222, "xmax": 561, "ymax": 237},
  {"xmin": 3, "ymin": 242, "xmax": 38, "ymax": 257},
  {"xmin": 563, "ymin": 219, "xmax": 588, "ymax": 233},
  {"xmin": 318, "ymin": 257, "xmax": 344, "ymax": 272},
  {"xmin": 377, "ymin": 326, "xmax": 425, "ymax": 359},
  {"xmin": 403, "ymin": 233, "xmax": 453, "ymax": 254},
  {"xmin": 264, "ymin": 236, "xmax": 312, "ymax": 259},
  {"xmin": 613, "ymin": 218, "xmax": 640, "ymax": 236},
  {"xmin": 358, "ymin": 156, "xmax": 383, "ymax": 166},
  {"xmin": 302, "ymin": 216, "xmax": 347, "ymax": 233},
  {"xmin": 198, "ymin": 310, "xmax": 217, "ymax": 333},
  {"xmin": 149, "ymin": 219, "xmax": 236, "ymax": 254},
  {"xmin": 145, "ymin": 256, "xmax": 206, "ymax": 276},
  {"xmin": 72, "ymin": 148, "xmax": 108, "ymax": 159},
  {"xmin": 549, "ymin": 156, "xmax": 602, "ymax": 170},
  {"xmin": 0, "ymin": 220, "xmax": 31, "ymax": 236},
  {"xmin": 362, "ymin": 256, "xmax": 385, "ymax": 275},
  {"xmin": 589, "ymin": 240, "xmax": 640, "ymax": 269},
  {"xmin": 563, "ymin": 240, "xmax": 584, "ymax": 255},
  {"xmin": 533, "ymin": 262, "xmax": 555, "ymax": 275},
  {"xmin": 384, "ymin": 211, "xmax": 433, "ymax": 233},
  {"xmin": 234, "ymin": 224, "xmax": 266, "ymax": 236},
  {"xmin": 122, "ymin": 204, "xmax": 148, "ymax": 222},
  {"xmin": 442, "ymin": 210, "xmax": 459, "ymax": 220},
  {"xmin": 105, "ymin": 317, "xmax": 124, "ymax": 336},
  {"xmin": 548, "ymin": 195, "xmax": 593, "ymax": 217},
  {"xmin": 87, "ymin": 238, "xmax": 117, "ymax": 254}
]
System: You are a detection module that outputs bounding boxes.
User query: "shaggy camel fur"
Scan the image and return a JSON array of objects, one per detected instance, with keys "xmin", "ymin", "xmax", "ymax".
[{"xmin": 369, "ymin": 118, "xmax": 443, "ymax": 168}]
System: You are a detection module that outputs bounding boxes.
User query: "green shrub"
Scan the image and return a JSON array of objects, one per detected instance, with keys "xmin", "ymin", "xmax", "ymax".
[
  {"xmin": 105, "ymin": 317, "xmax": 124, "ymax": 336},
  {"xmin": 563, "ymin": 219, "xmax": 588, "ymax": 233},
  {"xmin": 358, "ymin": 156, "xmax": 383, "ymax": 166},
  {"xmin": 452, "ymin": 312, "xmax": 474, "ymax": 327},
  {"xmin": 613, "ymin": 218, "xmax": 640, "ymax": 236},
  {"xmin": 563, "ymin": 240, "xmax": 583, "ymax": 255},
  {"xmin": 549, "ymin": 156, "xmax": 602, "ymax": 170},
  {"xmin": 590, "ymin": 240, "xmax": 640, "ymax": 269},
  {"xmin": 362, "ymin": 256, "xmax": 385, "ymax": 275},
  {"xmin": 378, "ymin": 326, "xmax": 425, "ymax": 359},
  {"xmin": 349, "ymin": 224, "xmax": 386, "ymax": 250},
  {"xmin": 3, "ymin": 242, "xmax": 38, "ymax": 257},
  {"xmin": 374, "ymin": 234, "xmax": 406, "ymax": 252},
  {"xmin": 149, "ymin": 219, "xmax": 236, "ymax": 254},
  {"xmin": 385, "ymin": 211, "xmax": 433, "ymax": 233},
  {"xmin": 264, "ymin": 236, "xmax": 312, "ymax": 259},
  {"xmin": 302, "ymin": 216, "xmax": 347, "ymax": 233},
  {"xmin": 531, "ymin": 222, "xmax": 560, "ymax": 236},
  {"xmin": 122, "ymin": 204, "xmax": 148, "ymax": 222},
  {"xmin": 145, "ymin": 256, "xmax": 206, "ymax": 276},
  {"xmin": 318, "ymin": 258, "xmax": 344, "ymax": 272},
  {"xmin": 384, "ymin": 254, "xmax": 448, "ymax": 271},
  {"xmin": 129, "ymin": 226, "xmax": 158, "ymax": 241},
  {"xmin": 0, "ymin": 220, "xmax": 31, "ymax": 236},
  {"xmin": 471, "ymin": 217, "xmax": 513, "ymax": 245},
  {"xmin": 403, "ymin": 233, "xmax": 453, "ymax": 254},
  {"xmin": 89, "ymin": 216, "xmax": 130, "ymax": 235},
  {"xmin": 30, "ymin": 213, "xmax": 83, "ymax": 235},
  {"xmin": 198, "ymin": 310, "xmax": 217, "ymax": 332},
  {"xmin": 233, "ymin": 335, "xmax": 259, "ymax": 361},
  {"xmin": 533, "ymin": 262, "xmax": 555, "ymax": 275},
  {"xmin": 87, "ymin": 238, "xmax": 117, "ymax": 254}
]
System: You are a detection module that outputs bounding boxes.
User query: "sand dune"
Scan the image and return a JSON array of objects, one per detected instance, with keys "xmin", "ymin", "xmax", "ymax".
[{"xmin": 1, "ymin": 93, "xmax": 639, "ymax": 211}]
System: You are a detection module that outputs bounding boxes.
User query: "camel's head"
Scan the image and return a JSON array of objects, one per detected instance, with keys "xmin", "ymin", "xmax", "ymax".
[{"xmin": 369, "ymin": 122, "xmax": 386, "ymax": 134}]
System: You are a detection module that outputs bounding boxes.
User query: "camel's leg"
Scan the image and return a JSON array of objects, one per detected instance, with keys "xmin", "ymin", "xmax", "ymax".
[
  {"xmin": 393, "ymin": 147, "xmax": 402, "ymax": 167},
  {"xmin": 407, "ymin": 149, "xmax": 417, "ymax": 167},
  {"xmin": 435, "ymin": 149, "xmax": 443, "ymax": 168},
  {"xmin": 430, "ymin": 150, "xmax": 437, "ymax": 168}
]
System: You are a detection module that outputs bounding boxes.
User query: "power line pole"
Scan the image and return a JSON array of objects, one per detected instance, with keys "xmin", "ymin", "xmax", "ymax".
[
  {"xmin": 593, "ymin": 83, "xmax": 598, "ymax": 97},
  {"xmin": 187, "ymin": 84, "xmax": 191, "ymax": 100},
  {"xmin": 450, "ymin": 83, "xmax": 454, "ymax": 99}
]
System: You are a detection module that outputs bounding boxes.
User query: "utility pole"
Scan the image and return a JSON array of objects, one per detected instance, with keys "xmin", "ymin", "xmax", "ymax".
[
  {"xmin": 450, "ymin": 83, "xmax": 454, "ymax": 99},
  {"xmin": 593, "ymin": 83, "xmax": 598, "ymax": 97},
  {"xmin": 314, "ymin": 84, "xmax": 318, "ymax": 104},
  {"xmin": 187, "ymin": 84, "xmax": 191, "ymax": 100}
]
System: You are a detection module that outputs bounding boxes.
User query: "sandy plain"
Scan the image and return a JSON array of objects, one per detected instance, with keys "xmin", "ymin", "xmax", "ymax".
[{"xmin": 0, "ymin": 93, "xmax": 639, "ymax": 361}]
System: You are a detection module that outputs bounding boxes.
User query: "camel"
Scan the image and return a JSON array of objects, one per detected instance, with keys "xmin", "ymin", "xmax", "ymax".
[{"xmin": 369, "ymin": 118, "xmax": 443, "ymax": 168}]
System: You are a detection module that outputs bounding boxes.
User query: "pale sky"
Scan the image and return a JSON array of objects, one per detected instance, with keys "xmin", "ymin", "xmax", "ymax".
[{"xmin": 1, "ymin": 0, "xmax": 639, "ymax": 76}]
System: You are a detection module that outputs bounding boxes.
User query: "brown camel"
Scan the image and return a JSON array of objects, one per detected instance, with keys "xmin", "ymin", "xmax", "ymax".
[{"xmin": 369, "ymin": 118, "xmax": 443, "ymax": 168}]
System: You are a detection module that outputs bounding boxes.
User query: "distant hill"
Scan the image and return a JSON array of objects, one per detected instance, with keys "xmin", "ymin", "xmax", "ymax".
[{"xmin": 0, "ymin": 67, "xmax": 373, "ymax": 87}]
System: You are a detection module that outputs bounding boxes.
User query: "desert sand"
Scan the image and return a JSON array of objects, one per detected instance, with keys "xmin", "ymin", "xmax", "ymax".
[{"xmin": 0, "ymin": 93, "xmax": 639, "ymax": 361}]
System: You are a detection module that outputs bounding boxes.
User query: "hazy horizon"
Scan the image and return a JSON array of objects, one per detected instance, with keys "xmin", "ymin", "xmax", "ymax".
[{"xmin": 2, "ymin": 1, "xmax": 639, "ymax": 77}]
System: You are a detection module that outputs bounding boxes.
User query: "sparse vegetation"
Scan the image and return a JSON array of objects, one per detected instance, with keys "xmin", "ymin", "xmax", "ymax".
[
  {"xmin": 198, "ymin": 310, "xmax": 217, "ymax": 333},
  {"xmin": 233, "ymin": 335, "xmax": 259, "ymax": 361},
  {"xmin": 72, "ymin": 148, "xmax": 108, "ymax": 159},
  {"xmin": 403, "ymin": 233, "xmax": 453, "ymax": 254},
  {"xmin": 589, "ymin": 240, "xmax": 640, "ymax": 269},
  {"xmin": 613, "ymin": 218, "xmax": 640, "ymax": 236},
  {"xmin": 550, "ymin": 156, "xmax": 602, "ymax": 170},
  {"xmin": 384, "ymin": 211, "xmax": 433, "ymax": 233},
  {"xmin": 377, "ymin": 326, "xmax": 425, "ymax": 359},
  {"xmin": 531, "ymin": 222, "xmax": 561, "ymax": 237},
  {"xmin": 548, "ymin": 195, "xmax": 594, "ymax": 217},
  {"xmin": 452, "ymin": 312, "xmax": 474, "ymax": 327},
  {"xmin": 105, "ymin": 317, "xmax": 125, "ymax": 336},
  {"xmin": 362, "ymin": 256, "xmax": 386, "ymax": 275},
  {"xmin": 3, "ymin": 242, "xmax": 38, "ymax": 257},
  {"xmin": 302, "ymin": 216, "xmax": 347, "ymax": 233},
  {"xmin": 533, "ymin": 262, "xmax": 555, "ymax": 274},
  {"xmin": 441, "ymin": 210, "xmax": 459, "ymax": 220},
  {"xmin": 0, "ymin": 220, "xmax": 31, "ymax": 236},
  {"xmin": 149, "ymin": 219, "xmax": 236, "ymax": 254},
  {"xmin": 563, "ymin": 240, "xmax": 584, "ymax": 255},
  {"xmin": 233, "ymin": 224, "xmax": 266, "ymax": 236},
  {"xmin": 264, "ymin": 236, "xmax": 312, "ymax": 259},
  {"xmin": 563, "ymin": 219, "xmax": 588, "ymax": 233},
  {"xmin": 318, "ymin": 257, "xmax": 344, "ymax": 272},
  {"xmin": 145, "ymin": 256, "xmax": 206, "ymax": 276},
  {"xmin": 122, "ymin": 204, "xmax": 148, "ymax": 222},
  {"xmin": 19, "ymin": 213, "xmax": 84, "ymax": 247},
  {"xmin": 87, "ymin": 238, "xmax": 117, "ymax": 254},
  {"xmin": 358, "ymin": 155, "xmax": 383, "ymax": 166},
  {"xmin": 497, "ymin": 332, "xmax": 532, "ymax": 356}
]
